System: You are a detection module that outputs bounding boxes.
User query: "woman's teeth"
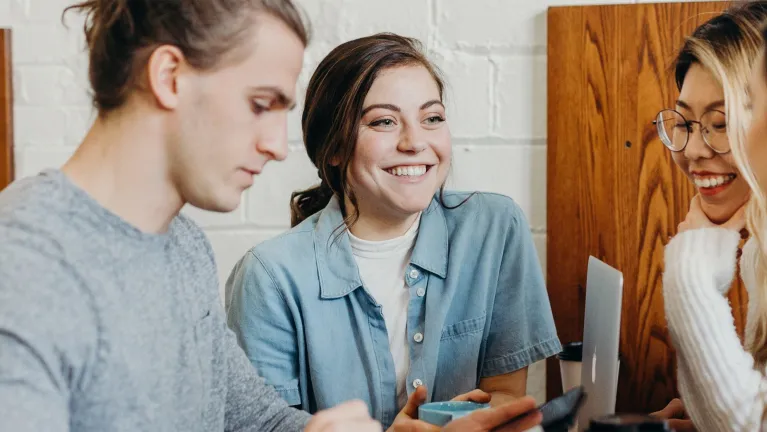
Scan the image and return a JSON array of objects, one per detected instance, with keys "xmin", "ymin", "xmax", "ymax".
[
  {"xmin": 693, "ymin": 174, "xmax": 736, "ymax": 188},
  {"xmin": 386, "ymin": 165, "xmax": 427, "ymax": 176}
]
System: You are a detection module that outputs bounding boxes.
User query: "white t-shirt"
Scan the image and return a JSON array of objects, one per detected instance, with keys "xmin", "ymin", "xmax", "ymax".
[{"xmin": 348, "ymin": 216, "xmax": 420, "ymax": 409}]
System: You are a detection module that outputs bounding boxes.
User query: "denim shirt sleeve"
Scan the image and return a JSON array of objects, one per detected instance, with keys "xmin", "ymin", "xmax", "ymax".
[
  {"xmin": 481, "ymin": 205, "xmax": 561, "ymax": 377},
  {"xmin": 225, "ymin": 251, "xmax": 302, "ymax": 406}
]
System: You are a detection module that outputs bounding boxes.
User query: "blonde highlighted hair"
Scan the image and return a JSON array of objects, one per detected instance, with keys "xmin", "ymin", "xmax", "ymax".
[{"xmin": 673, "ymin": 1, "xmax": 767, "ymax": 366}]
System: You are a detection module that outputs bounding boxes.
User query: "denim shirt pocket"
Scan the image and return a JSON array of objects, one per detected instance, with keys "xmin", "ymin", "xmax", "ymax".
[
  {"xmin": 440, "ymin": 314, "xmax": 486, "ymax": 341},
  {"xmin": 435, "ymin": 313, "xmax": 487, "ymax": 399},
  {"xmin": 274, "ymin": 378, "xmax": 301, "ymax": 406}
]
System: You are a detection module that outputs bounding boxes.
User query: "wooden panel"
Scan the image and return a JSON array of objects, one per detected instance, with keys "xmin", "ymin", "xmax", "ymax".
[
  {"xmin": 546, "ymin": 2, "xmax": 737, "ymax": 414},
  {"xmin": 0, "ymin": 29, "xmax": 12, "ymax": 190}
]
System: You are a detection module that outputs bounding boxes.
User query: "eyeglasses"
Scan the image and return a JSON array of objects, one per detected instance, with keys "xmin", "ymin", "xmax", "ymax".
[{"xmin": 652, "ymin": 109, "xmax": 730, "ymax": 154}]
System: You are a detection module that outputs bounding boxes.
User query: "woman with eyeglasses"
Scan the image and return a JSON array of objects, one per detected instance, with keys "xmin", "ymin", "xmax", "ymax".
[
  {"xmin": 650, "ymin": 2, "xmax": 767, "ymax": 431},
  {"xmin": 653, "ymin": 40, "xmax": 751, "ymax": 224}
]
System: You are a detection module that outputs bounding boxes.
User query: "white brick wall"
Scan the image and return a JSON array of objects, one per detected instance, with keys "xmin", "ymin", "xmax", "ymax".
[{"xmin": 1, "ymin": 0, "xmax": 701, "ymax": 404}]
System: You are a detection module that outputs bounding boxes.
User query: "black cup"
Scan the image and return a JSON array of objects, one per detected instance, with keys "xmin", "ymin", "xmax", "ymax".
[
  {"xmin": 556, "ymin": 341, "xmax": 583, "ymax": 362},
  {"xmin": 586, "ymin": 414, "xmax": 671, "ymax": 431}
]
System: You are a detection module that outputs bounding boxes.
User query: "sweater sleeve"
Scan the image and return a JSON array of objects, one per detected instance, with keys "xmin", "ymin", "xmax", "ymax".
[
  {"xmin": 663, "ymin": 228, "xmax": 767, "ymax": 431},
  {"xmin": 0, "ymin": 245, "xmax": 100, "ymax": 432},
  {"xmin": 223, "ymin": 325, "xmax": 312, "ymax": 432}
]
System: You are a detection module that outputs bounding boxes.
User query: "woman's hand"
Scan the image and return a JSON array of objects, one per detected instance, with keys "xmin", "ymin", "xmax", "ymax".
[
  {"xmin": 387, "ymin": 388, "xmax": 492, "ymax": 432},
  {"xmin": 387, "ymin": 391, "xmax": 541, "ymax": 432},
  {"xmin": 387, "ymin": 386, "xmax": 439, "ymax": 432},
  {"xmin": 650, "ymin": 398, "xmax": 696, "ymax": 432},
  {"xmin": 450, "ymin": 389, "xmax": 492, "ymax": 404},
  {"xmin": 442, "ymin": 396, "xmax": 542, "ymax": 432},
  {"xmin": 678, "ymin": 195, "xmax": 746, "ymax": 234}
]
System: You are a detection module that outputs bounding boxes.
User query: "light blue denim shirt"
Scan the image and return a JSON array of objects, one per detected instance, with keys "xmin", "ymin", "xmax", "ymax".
[{"xmin": 225, "ymin": 191, "xmax": 561, "ymax": 428}]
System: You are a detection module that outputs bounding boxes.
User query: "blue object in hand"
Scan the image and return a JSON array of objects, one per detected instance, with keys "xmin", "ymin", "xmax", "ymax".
[{"xmin": 418, "ymin": 401, "xmax": 491, "ymax": 426}]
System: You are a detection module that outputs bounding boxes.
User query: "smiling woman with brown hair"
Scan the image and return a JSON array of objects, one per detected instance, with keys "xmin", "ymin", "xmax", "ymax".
[{"xmin": 225, "ymin": 33, "xmax": 560, "ymax": 431}]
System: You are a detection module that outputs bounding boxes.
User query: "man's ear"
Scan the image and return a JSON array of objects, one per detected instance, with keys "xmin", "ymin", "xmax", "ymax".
[{"xmin": 145, "ymin": 45, "xmax": 186, "ymax": 110}]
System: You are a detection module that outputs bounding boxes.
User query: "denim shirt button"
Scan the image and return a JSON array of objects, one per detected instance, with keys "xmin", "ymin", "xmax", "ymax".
[
  {"xmin": 409, "ymin": 268, "xmax": 420, "ymax": 279},
  {"xmin": 413, "ymin": 332, "xmax": 424, "ymax": 343},
  {"xmin": 412, "ymin": 379, "xmax": 423, "ymax": 388},
  {"xmin": 416, "ymin": 287, "xmax": 426, "ymax": 297}
]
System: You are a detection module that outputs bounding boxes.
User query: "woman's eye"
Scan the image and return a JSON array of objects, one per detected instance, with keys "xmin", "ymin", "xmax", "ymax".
[
  {"xmin": 370, "ymin": 118, "xmax": 395, "ymax": 127},
  {"xmin": 425, "ymin": 115, "xmax": 445, "ymax": 124}
]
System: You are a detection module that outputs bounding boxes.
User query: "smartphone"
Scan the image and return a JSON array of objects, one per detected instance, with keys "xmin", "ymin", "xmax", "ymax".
[
  {"xmin": 503, "ymin": 386, "xmax": 587, "ymax": 430},
  {"xmin": 538, "ymin": 386, "xmax": 587, "ymax": 431}
]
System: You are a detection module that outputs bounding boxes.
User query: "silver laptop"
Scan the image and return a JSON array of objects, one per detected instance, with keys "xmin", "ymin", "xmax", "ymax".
[{"xmin": 577, "ymin": 256, "xmax": 623, "ymax": 431}]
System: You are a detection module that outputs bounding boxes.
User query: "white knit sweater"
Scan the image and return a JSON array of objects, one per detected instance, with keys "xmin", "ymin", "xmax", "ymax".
[{"xmin": 664, "ymin": 228, "xmax": 767, "ymax": 431}]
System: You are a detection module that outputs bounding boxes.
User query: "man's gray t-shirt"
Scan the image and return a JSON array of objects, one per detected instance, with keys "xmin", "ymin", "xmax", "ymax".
[{"xmin": 0, "ymin": 170, "xmax": 311, "ymax": 431}]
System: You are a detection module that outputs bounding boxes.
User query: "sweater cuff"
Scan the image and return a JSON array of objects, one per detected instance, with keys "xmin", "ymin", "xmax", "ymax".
[{"xmin": 665, "ymin": 228, "xmax": 741, "ymax": 295}]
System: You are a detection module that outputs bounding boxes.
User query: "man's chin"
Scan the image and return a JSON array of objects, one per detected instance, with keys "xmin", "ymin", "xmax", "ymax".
[{"xmin": 187, "ymin": 193, "xmax": 241, "ymax": 214}]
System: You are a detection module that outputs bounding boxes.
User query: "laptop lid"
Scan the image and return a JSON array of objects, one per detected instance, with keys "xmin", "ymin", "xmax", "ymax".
[{"xmin": 577, "ymin": 256, "xmax": 623, "ymax": 431}]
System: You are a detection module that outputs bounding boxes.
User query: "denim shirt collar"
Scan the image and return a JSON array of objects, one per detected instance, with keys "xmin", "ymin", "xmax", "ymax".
[{"xmin": 314, "ymin": 195, "xmax": 449, "ymax": 300}]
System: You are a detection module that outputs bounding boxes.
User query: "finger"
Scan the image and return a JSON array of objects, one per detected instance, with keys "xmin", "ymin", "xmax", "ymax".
[
  {"xmin": 315, "ymin": 419, "xmax": 382, "ymax": 432},
  {"xmin": 343, "ymin": 419, "xmax": 383, "ymax": 432},
  {"xmin": 654, "ymin": 399, "xmax": 685, "ymax": 419},
  {"xmin": 398, "ymin": 385, "xmax": 428, "ymax": 419},
  {"xmin": 465, "ymin": 396, "xmax": 537, "ymax": 429},
  {"xmin": 493, "ymin": 410, "xmax": 543, "ymax": 432},
  {"xmin": 409, "ymin": 420, "xmax": 440, "ymax": 432},
  {"xmin": 389, "ymin": 419, "xmax": 440, "ymax": 432},
  {"xmin": 666, "ymin": 419, "xmax": 697, "ymax": 432},
  {"xmin": 310, "ymin": 400, "xmax": 371, "ymax": 431},
  {"xmin": 451, "ymin": 389, "xmax": 491, "ymax": 403}
]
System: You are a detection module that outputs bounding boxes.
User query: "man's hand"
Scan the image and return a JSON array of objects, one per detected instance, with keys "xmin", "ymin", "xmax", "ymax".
[{"xmin": 306, "ymin": 400, "xmax": 382, "ymax": 432}]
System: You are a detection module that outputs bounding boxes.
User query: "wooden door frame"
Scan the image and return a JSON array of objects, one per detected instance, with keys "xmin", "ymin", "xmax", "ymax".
[{"xmin": 0, "ymin": 29, "xmax": 13, "ymax": 190}]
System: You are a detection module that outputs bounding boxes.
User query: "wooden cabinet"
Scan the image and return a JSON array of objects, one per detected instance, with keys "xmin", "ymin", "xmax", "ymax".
[{"xmin": 545, "ymin": 1, "xmax": 745, "ymax": 413}]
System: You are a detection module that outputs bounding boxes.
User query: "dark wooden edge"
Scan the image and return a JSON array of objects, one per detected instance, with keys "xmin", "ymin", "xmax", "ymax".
[{"xmin": 0, "ymin": 29, "xmax": 13, "ymax": 190}]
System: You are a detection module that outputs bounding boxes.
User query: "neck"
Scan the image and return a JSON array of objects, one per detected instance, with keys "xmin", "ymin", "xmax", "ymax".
[
  {"xmin": 62, "ymin": 106, "xmax": 183, "ymax": 234},
  {"xmin": 345, "ymin": 196, "xmax": 419, "ymax": 241}
]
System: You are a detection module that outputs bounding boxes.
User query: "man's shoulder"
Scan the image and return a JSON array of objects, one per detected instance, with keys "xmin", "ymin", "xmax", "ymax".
[
  {"xmin": 0, "ymin": 172, "xmax": 81, "ymax": 260},
  {"xmin": 0, "ymin": 171, "xmax": 110, "ymax": 302}
]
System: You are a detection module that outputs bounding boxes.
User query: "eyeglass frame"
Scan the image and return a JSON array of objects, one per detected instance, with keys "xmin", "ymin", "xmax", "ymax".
[{"xmin": 652, "ymin": 108, "xmax": 731, "ymax": 154}]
